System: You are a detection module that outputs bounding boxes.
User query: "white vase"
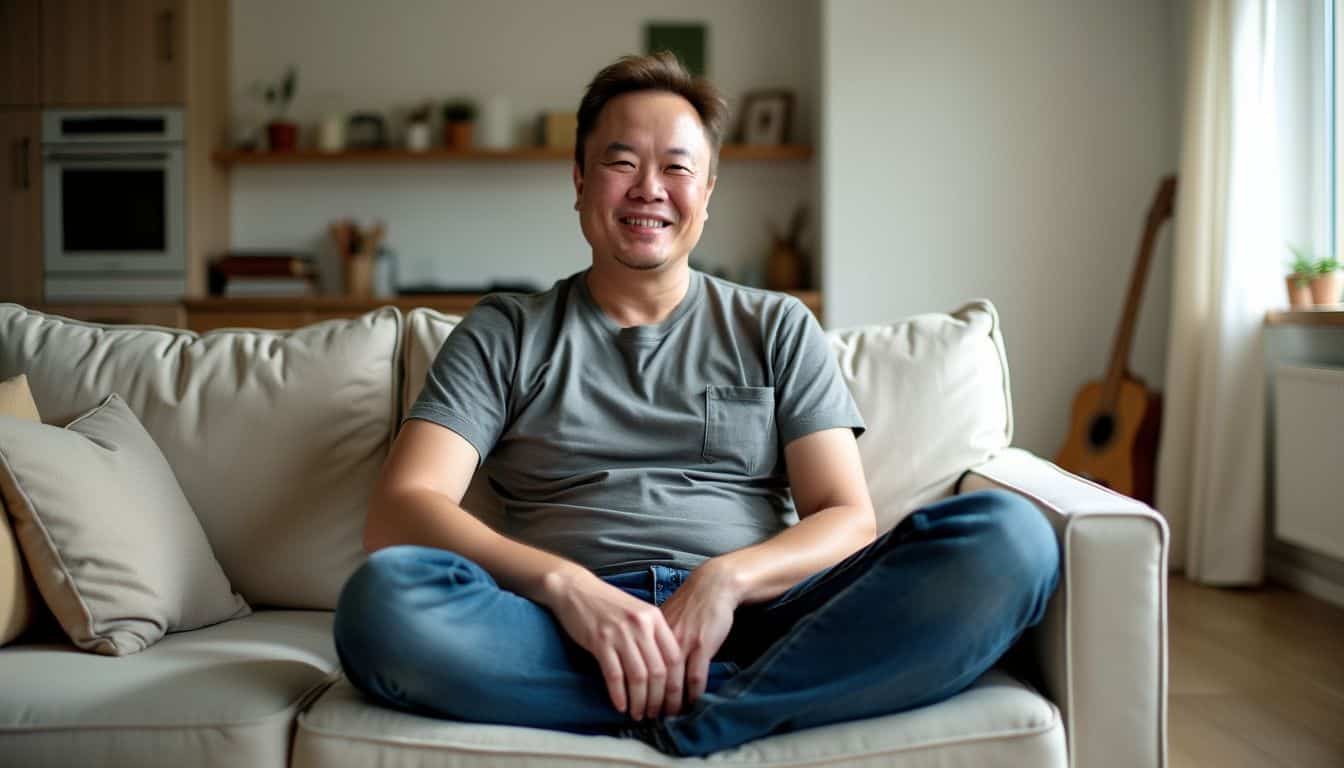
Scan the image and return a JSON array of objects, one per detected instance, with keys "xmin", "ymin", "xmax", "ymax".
[
  {"xmin": 406, "ymin": 122, "xmax": 431, "ymax": 152},
  {"xmin": 479, "ymin": 96, "xmax": 512, "ymax": 149},
  {"xmin": 318, "ymin": 116, "xmax": 345, "ymax": 153}
]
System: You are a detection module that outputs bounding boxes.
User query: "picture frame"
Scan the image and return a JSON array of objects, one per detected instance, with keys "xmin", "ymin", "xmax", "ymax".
[{"xmin": 739, "ymin": 90, "xmax": 794, "ymax": 146}]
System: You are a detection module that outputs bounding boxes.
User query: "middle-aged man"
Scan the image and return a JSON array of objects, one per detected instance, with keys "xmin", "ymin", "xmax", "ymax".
[{"xmin": 334, "ymin": 52, "xmax": 1059, "ymax": 757}]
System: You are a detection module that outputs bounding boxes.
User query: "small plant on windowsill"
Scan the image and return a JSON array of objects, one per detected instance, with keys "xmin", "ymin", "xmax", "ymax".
[
  {"xmin": 1286, "ymin": 245, "xmax": 1315, "ymax": 309},
  {"xmin": 441, "ymin": 99, "xmax": 477, "ymax": 149},
  {"xmin": 1311, "ymin": 255, "xmax": 1342, "ymax": 307}
]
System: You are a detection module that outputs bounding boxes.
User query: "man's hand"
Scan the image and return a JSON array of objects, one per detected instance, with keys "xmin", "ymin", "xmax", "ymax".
[
  {"xmin": 659, "ymin": 559, "xmax": 743, "ymax": 706},
  {"xmin": 545, "ymin": 569, "xmax": 685, "ymax": 720}
]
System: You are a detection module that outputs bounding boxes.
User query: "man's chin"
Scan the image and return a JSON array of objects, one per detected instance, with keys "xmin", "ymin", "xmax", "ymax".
[{"xmin": 612, "ymin": 252, "xmax": 670, "ymax": 272}]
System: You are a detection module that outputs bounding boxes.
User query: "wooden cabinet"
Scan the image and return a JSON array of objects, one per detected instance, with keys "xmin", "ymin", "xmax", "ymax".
[
  {"xmin": 42, "ymin": 0, "xmax": 187, "ymax": 106},
  {"xmin": 0, "ymin": 0, "xmax": 41, "ymax": 106},
  {"xmin": 0, "ymin": 109, "xmax": 42, "ymax": 304}
]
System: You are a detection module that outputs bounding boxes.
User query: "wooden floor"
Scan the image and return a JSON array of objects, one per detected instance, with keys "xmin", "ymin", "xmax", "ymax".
[{"xmin": 1169, "ymin": 576, "xmax": 1344, "ymax": 767}]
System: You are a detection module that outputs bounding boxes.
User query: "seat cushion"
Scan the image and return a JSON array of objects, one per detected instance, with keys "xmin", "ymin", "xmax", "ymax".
[
  {"xmin": 402, "ymin": 300, "xmax": 1012, "ymax": 534},
  {"xmin": 293, "ymin": 671, "xmax": 1063, "ymax": 768},
  {"xmin": 0, "ymin": 610, "xmax": 338, "ymax": 768},
  {"xmin": 0, "ymin": 304, "xmax": 403, "ymax": 609}
]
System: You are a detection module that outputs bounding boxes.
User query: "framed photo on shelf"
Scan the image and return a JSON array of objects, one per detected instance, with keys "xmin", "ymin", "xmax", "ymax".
[{"xmin": 739, "ymin": 90, "xmax": 794, "ymax": 146}]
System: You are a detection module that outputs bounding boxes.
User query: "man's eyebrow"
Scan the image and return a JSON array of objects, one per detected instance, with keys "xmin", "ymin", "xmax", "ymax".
[
  {"xmin": 603, "ymin": 142, "xmax": 636, "ymax": 154},
  {"xmin": 601, "ymin": 142, "xmax": 696, "ymax": 163}
]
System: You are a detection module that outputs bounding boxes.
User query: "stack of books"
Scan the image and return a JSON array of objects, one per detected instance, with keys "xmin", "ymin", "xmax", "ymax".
[{"xmin": 209, "ymin": 252, "xmax": 320, "ymax": 298}]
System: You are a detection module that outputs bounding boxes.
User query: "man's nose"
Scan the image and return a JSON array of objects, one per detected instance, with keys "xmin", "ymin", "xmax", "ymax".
[{"xmin": 628, "ymin": 168, "xmax": 665, "ymax": 201}]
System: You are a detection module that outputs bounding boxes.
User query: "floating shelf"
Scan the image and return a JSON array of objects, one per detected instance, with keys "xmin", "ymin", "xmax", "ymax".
[{"xmin": 212, "ymin": 144, "xmax": 813, "ymax": 168}]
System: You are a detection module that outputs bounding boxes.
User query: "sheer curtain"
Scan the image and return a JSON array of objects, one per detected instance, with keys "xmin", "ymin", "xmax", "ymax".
[{"xmin": 1157, "ymin": 0, "xmax": 1283, "ymax": 584}]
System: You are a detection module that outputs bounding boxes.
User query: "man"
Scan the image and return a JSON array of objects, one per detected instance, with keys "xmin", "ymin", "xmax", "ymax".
[{"xmin": 334, "ymin": 53, "xmax": 1058, "ymax": 757}]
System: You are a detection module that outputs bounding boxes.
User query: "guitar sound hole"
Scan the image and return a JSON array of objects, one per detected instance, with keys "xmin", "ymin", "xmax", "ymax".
[{"xmin": 1088, "ymin": 414, "xmax": 1115, "ymax": 448}]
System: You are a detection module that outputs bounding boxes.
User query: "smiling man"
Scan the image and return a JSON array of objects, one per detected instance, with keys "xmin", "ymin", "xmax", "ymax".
[{"xmin": 333, "ymin": 53, "xmax": 1059, "ymax": 757}]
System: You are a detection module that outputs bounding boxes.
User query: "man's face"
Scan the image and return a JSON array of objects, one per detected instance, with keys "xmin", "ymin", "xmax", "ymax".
[{"xmin": 573, "ymin": 91, "xmax": 716, "ymax": 273}]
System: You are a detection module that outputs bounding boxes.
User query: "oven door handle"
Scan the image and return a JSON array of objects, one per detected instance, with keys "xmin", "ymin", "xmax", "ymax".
[{"xmin": 44, "ymin": 151, "xmax": 170, "ymax": 163}]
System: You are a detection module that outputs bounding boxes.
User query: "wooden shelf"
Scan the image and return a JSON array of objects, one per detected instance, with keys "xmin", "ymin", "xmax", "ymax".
[
  {"xmin": 212, "ymin": 144, "xmax": 814, "ymax": 168},
  {"xmin": 1265, "ymin": 308, "xmax": 1344, "ymax": 327}
]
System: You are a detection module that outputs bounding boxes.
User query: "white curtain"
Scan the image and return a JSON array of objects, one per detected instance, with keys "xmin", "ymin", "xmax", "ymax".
[{"xmin": 1157, "ymin": 0, "xmax": 1282, "ymax": 584}]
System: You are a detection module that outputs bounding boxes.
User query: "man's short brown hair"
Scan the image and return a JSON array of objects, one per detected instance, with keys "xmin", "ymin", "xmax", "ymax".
[{"xmin": 575, "ymin": 52, "xmax": 729, "ymax": 174}]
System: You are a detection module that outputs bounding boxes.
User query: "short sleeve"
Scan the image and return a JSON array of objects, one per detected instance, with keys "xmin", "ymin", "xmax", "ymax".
[
  {"xmin": 771, "ymin": 300, "xmax": 866, "ymax": 445},
  {"xmin": 405, "ymin": 298, "xmax": 517, "ymax": 464}
]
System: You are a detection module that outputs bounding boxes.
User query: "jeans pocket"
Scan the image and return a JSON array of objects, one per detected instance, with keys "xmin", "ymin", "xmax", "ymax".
[{"xmin": 702, "ymin": 385, "xmax": 777, "ymax": 474}]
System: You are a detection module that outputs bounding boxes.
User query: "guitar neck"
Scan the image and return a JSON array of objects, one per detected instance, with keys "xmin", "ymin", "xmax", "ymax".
[{"xmin": 1100, "ymin": 176, "xmax": 1177, "ymax": 406}]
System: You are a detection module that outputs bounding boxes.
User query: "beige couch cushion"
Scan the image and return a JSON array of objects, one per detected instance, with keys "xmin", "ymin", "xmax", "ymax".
[
  {"xmin": 0, "ymin": 394, "xmax": 250, "ymax": 655},
  {"xmin": 293, "ymin": 671, "xmax": 1063, "ymax": 768},
  {"xmin": 0, "ymin": 610, "xmax": 339, "ymax": 768},
  {"xmin": 0, "ymin": 305, "xmax": 403, "ymax": 609},
  {"xmin": 828, "ymin": 299, "xmax": 1012, "ymax": 531},
  {"xmin": 0, "ymin": 374, "xmax": 40, "ymax": 646},
  {"xmin": 401, "ymin": 300, "xmax": 1012, "ymax": 534}
]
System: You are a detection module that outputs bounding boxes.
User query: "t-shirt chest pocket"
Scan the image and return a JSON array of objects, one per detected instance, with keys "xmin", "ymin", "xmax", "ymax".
[{"xmin": 702, "ymin": 385, "xmax": 778, "ymax": 475}]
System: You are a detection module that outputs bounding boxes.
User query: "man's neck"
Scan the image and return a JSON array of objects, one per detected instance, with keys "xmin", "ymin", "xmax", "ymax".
[{"xmin": 585, "ymin": 261, "xmax": 691, "ymax": 329}]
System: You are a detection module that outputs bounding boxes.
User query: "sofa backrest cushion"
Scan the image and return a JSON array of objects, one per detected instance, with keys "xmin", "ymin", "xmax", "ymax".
[
  {"xmin": 828, "ymin": 299, "xmax": 1012, "ymax": 530},
  {"xmin": 402, "ymin": 300, "xmax": 1012, "ymax": 534},
  {"xmin": 0, "ymin": 305, "xmax": 402, "ymax": 610}
]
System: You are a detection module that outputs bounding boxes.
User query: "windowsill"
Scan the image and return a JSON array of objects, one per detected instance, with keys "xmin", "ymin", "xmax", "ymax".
[{"xmin": 1265, "ymin": 307, "xmax": 1344, "ymax": 326}]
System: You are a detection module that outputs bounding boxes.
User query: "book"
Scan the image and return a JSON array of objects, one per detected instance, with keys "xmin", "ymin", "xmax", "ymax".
[{"xmin": 222, "ymin": 277, "xmax": 318, "ymax": 298}]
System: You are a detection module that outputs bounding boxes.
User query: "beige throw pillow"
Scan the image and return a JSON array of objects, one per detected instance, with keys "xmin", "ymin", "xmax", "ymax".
[
  {"xmin": 0, "ymin": 393, "xmax": 250, "ymax": 655},
  {"xmin": 0, "ymin": 374, "xmax": 41, "ymax": 645}
]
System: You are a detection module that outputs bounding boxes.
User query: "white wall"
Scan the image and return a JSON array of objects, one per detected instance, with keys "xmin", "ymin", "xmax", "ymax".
[
  {"xmin": 822, "ymin": 0, "xmax": 1183, "ymax": 455},
  {"xmin": 229, "ymin": 0, "xmax": 818, "ymax": 291}
]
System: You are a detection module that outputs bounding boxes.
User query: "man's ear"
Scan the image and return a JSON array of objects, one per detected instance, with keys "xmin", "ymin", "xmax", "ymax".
[
  {"xmin": 703, "ymin": 174, "xmax": 716, "ymax": 221},
  {"xmin": 572, "ymin": 163, "xmax": 583, "ymax": 211}
]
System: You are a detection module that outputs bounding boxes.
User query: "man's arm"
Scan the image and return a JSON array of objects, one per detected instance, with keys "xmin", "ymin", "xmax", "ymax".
[
  {"xmin": 659, "ymin": 426, "xmax": 876, "ymax": 701},
  {"xmin": 365, "ymin": 419, "xmax": 686, "ymax": 721}
]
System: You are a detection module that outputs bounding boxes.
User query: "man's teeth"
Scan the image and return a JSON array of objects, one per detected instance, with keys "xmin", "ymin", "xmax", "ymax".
[{"xmin": 622, "ymin": 218, "xmax": 669, "ymax": 228}]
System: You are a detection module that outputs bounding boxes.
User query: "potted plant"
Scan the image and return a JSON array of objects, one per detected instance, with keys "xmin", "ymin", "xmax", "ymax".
[
  {"xmin": 261, "ymin": 67, "xmax": 299, "ymax": 152},
  {"xmin": 441, "ymin": 99, "xmax": 477, "ymax": 149},
  {"xmin": 1286, "ymin": 245, "xmax": 1315, "ymax": 309},
  {"xmin": 406, "ymin": 103, "xmax": 433, "ymax": 152},
  {"xmin": 1311, "ymin": 255, "xmax": 1342, "ymax": 306}
]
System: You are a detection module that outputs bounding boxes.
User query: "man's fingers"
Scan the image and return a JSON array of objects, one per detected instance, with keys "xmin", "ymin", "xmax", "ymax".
[
  {"xmin": 656, "ymin": 621, "xmax": 685, "ymax": 716},
  {"xmin": 637, "ymin": 629, "xmax": 667, "ymax": 720},
  {"xmin": 597, "ymin": 645, "xmax": 627, "ymax": 713},
  {"xmin": 686, "ymin": 641, "xmax": 713, "ymax": 703},
  {"xmin": 618, "ymin": 635, "xmax": 649, "ymax": 721}
]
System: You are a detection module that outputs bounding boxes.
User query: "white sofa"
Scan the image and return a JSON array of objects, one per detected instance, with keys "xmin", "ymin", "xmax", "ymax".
[{"xmin": 0, "ymin": 298, "xmax": 1168, "ymax": 768}]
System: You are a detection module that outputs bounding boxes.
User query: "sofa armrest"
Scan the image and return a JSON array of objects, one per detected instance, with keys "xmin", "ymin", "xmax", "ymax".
[{"xmin": 958, "ymin": 447, "xmax": 1168, "ymax": 768}]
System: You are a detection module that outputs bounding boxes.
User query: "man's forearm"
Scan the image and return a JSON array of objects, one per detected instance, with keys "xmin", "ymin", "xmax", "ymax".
[
  {"xmin": 365, "ymin": 487, "xmax": 592, "ymax": 608},
  {"xmin": 707, "ymin": 504, "xmax": 877, "ymax": 606}
]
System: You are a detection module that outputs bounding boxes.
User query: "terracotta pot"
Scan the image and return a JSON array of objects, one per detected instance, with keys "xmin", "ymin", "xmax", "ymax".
[
  {"xmin": 1286, "ymin": 275, "xmax": 1314, "ymax": 309},
  {"xmin": 266, "ymin": 121, "xmax": 299, "ymax": 152},
  {"xmin": 443, "ymin": 121, "xmax": 474, "ymax": 149},
  {"xmin": 1310, "ymin": 270, "xmax": 1342, "ymax": 306},
  {"xmin": 765, "ymin": 244, "xmax": 808, "ymax": 291}
]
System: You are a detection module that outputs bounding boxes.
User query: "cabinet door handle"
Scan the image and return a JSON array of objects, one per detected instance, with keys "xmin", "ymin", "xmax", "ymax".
[
  {"xmin": 19, "ymin": 138, "xmax": 30, "ymax": 190},
  {"xmin": 158, "ymin": 10, "xmax": 175, "ymax": 63}
]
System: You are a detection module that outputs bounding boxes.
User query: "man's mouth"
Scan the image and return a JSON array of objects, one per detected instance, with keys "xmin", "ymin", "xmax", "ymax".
[{"xmin": 619, "ymin": 217, "xmax": 673, "ymax": 229}]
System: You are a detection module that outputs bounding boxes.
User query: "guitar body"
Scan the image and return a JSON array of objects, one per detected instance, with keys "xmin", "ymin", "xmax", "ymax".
[{"xmin": 1055, "ymin": 373, "xmax": 1162, "ymax": 504}]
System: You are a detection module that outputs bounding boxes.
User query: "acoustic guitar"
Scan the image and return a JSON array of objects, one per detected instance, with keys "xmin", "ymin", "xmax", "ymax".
[{"xmin": 1055, "ymin": 175, "xmax": 1177, "ymax": 504}]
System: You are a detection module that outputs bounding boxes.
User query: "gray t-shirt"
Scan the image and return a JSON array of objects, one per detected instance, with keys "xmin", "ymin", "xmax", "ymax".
[{"xmin": 406, "ymin": 268, "xmax": 865, "ymax": 575}]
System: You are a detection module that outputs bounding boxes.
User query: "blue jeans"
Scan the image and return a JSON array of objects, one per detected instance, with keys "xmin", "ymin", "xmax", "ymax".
[{"xmin": 334, "ymin": 489, "xmax": 1059, "ymax": 757}]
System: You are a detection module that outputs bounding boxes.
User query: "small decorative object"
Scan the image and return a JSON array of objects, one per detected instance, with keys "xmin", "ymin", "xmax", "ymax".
[
  {"xmin": 259, "ymin": 66, "xmax": 299, "ymax": 152},
  {"xmin": 330, "ymin": 219, "xmax": 386, "ymax": 298},
  {"xmin": 644, "ymin": 23, "xmax": 707, "ymax": 76},
  {"xmin": 345, "ymin": 112, "xmax": 387, "ymax": 150},
  {"xmin": 479, "ymin": 95, "xmax": 513, "ymax": 150},
  {"xmin": 1285, "ymin": 245, "xmax": 1315, "ymax": 309},
  {"xmin": 1310, "ymin": 255, "xmax": 1342, "ymax": 306},
  {"xmin": 406, "ymin": 103, "xmax": 432, "ymax": 152},
  {"xmin": 318, "ymin": 115, "xmax": 345, "ymax": 153},
  {"xmin": 441, "ymin": 100, "xmax": 477, "ymax": 149},
  {"xmin": 739, "ymin": 89, "xmax": 794, "ymax": 146},
  {"xmin": 765, "ymin": 205, "xmax": 809, "ymax": 291},
  {"xmin": 537, "ymin": 111, "xmax": 578, "ymax": 150}
]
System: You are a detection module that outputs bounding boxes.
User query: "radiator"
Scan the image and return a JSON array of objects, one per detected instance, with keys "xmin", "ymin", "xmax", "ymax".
[{"xmin": 1274, "ymin": 364, "xmax": 1344, "ymax": 561}]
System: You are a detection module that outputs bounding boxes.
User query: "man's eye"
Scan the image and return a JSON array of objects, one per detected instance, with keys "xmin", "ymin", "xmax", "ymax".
[
  {"xmin": 605, "ymin": 160, "xmax": 635, "ymax": 168},
  {"xmin": 668, "ymin": 165, "xmax": 692, "ymax": 174}
]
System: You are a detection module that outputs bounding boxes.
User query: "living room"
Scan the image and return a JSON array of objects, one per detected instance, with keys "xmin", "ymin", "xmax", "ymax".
[{"xmin": 1, "ymin": 1, "xmax": 1342, "ymax": 767}]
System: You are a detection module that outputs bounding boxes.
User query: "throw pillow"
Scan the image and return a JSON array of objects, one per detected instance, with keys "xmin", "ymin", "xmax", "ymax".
[
  {"xmin": 0, "ymin": 393, "xmax": 250, "ymax": 655},
  {"xmin": 0, "ymin": 374, "xmax": 40, "ymax": 645}
]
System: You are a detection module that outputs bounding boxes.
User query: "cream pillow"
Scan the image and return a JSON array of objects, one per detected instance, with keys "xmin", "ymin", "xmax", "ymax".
[
  {"xmin": 0, "ymin": 374, "xmax": 40, "ymax": 646},
  {"xmin": 0, "ymin": 393, "xmax": 250, "ymax": 655}
]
